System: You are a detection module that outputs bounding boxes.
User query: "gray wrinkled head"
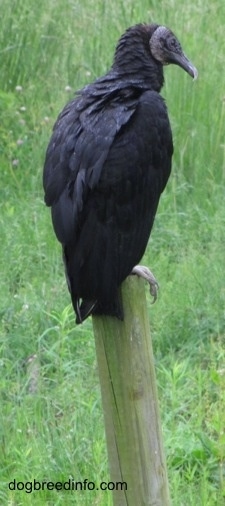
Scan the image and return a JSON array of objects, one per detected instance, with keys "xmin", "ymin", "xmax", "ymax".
[{"xmin": 150, "ymin": 26, "xmax": 198, "ymax": 80}]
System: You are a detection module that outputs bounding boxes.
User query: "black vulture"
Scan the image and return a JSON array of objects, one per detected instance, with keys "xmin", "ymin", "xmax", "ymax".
[{"xmin": 43, "ymin": 23, "xmax": 197, "ymax": 324}]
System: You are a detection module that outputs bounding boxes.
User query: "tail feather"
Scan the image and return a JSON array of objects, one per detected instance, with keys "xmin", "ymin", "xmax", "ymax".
[
  {"xmin": 75, "ymin": 299, "xmax": 97, "ymax": 324},
  {"xmin": 74, "ymin": 293, "xmax": 124, "ymax": 324},
  {"xmin": 92, "ymin": 295, "xmax": 124, "ymax": 320}
]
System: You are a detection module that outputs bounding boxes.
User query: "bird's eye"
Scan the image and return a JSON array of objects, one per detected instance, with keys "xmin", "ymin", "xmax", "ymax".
[
  {"xmin": 167, "ymin": 37, "xmax": 181, "ymax": 53},
  {"xmin": 169, "ymin": 37, "xmax": 176, "ymax": 49}
]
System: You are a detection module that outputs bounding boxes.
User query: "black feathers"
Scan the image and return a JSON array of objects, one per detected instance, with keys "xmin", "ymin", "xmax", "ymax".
[{"xmin": 43, "ymin": 23, "xmax": 197, "ymax": 323}]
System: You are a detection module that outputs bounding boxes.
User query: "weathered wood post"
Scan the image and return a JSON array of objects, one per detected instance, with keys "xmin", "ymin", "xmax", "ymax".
[{"xmin": 92, "ymin": 275, "xmax": 171, "ymax": 506}]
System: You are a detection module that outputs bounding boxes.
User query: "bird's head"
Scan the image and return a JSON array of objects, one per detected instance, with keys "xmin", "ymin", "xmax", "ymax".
[
  {"xmin": 113, "ymin": 23, "xmax": 197, "ymax": 89},
  {"xmin": 149, "ymin": 25, "xmax": 198, "ymax": 80}
]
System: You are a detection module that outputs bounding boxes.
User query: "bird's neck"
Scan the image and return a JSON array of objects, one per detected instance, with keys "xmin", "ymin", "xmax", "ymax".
[
  {"xmin": 111, "ymin": 27, "xmax": 164, "ymax": 92},
  {"xmin": 111, "ymin": 60, "xmax": 164, "ymax": 92}
]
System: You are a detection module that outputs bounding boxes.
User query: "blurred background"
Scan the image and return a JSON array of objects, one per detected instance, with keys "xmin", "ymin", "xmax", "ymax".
[{"xmin": 0, "ymin": 1, "xmax": 225, "ymax": 504}]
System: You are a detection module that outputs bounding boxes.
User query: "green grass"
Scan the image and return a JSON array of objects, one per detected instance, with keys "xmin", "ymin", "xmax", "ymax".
[{"xmin": 0, "ymin": 0, "xmax": 225, "ymax": 504}]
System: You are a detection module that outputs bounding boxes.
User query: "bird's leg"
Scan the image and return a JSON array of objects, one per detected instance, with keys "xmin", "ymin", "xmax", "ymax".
[{"xmin": 131, "ymin": 265, "xmax": 159, "ymax": 303}]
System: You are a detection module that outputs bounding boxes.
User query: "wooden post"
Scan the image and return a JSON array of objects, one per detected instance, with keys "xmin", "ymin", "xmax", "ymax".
[{"xmin": 92, "ymin": 275, "xmax": 170, "ymax": 506}]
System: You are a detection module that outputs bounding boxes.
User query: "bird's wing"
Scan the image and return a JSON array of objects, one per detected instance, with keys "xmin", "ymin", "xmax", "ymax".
[
  {"xmin": 43, "ymin": 91, "xmax": 137, "ymax": 244},
  {"xmin": 92, "ymin": 90, "xmax": 173, "ymax": 282},
  {"xmin": 43, "ymin": 89, "xmax": 173, "ymax": 317}
]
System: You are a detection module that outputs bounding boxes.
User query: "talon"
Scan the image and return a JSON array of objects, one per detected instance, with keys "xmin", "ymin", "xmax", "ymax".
[{"xmin": 131, "ymin": 265, "xmax": 159, "ymax": 303}]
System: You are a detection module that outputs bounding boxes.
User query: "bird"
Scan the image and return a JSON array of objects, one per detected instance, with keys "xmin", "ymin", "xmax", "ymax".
[{"xmin": 43, "ymin": 23, "xmax": 197, "ymax": 324}]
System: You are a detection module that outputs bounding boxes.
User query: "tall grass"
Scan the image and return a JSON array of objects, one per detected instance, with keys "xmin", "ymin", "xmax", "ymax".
[{"xmin": 0, "ymin": 0, "xmax": 225, "ymax": 504}]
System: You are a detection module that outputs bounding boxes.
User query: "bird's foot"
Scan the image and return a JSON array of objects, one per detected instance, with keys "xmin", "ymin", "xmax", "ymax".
[{"xmin": 131, "ymin": 265, "xmax": 159, "ymax": 303}]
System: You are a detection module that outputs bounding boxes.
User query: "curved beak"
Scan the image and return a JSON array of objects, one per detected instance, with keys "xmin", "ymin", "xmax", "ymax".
[{"xmin": 170, "ymin": 52, "xmax": 198, "ymax": 80}]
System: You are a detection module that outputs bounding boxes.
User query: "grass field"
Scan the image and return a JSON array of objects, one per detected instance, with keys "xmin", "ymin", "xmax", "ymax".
[{"xmin": 0, "ymin": 0, "xmax": 225, "ymax": 504}]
